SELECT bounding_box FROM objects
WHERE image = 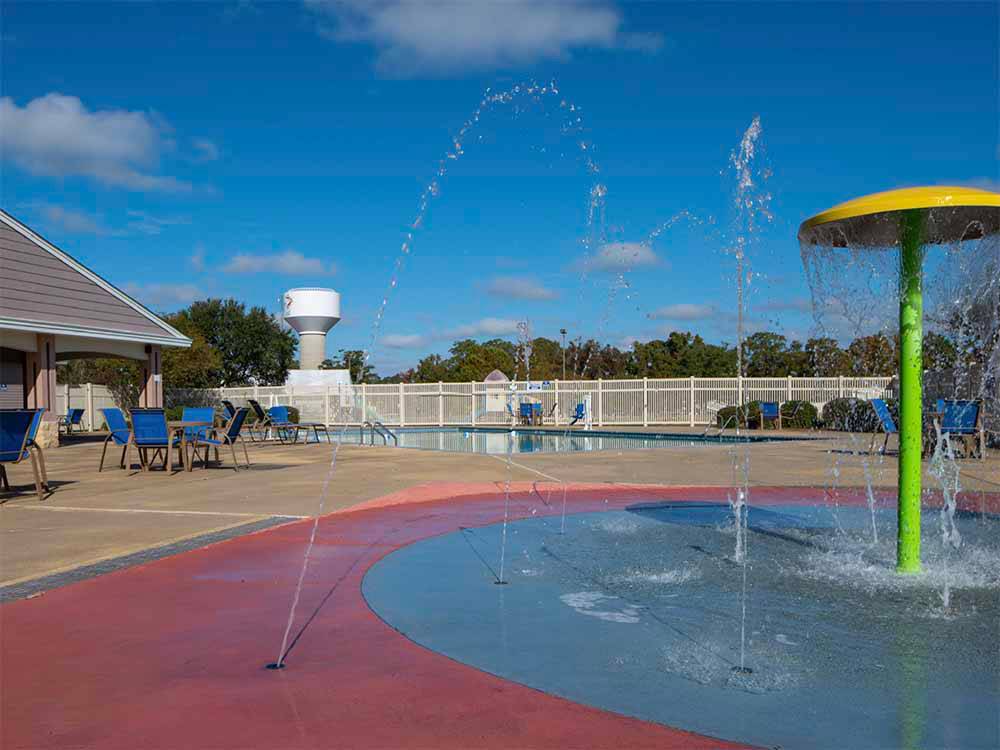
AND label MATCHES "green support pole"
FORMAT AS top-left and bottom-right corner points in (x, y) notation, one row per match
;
(897, 209), (924, 574)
